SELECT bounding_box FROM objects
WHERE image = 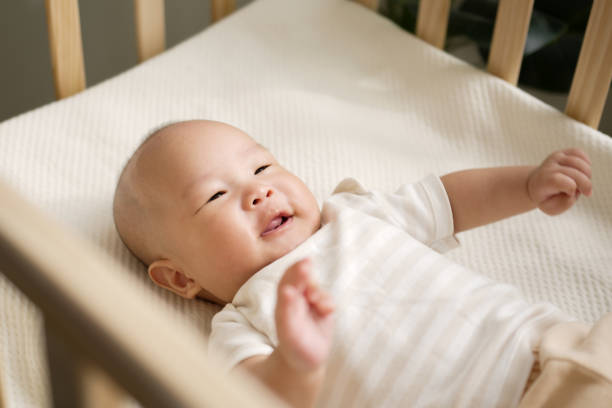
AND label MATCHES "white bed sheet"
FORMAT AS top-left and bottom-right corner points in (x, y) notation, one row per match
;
(1, 0), (611, 406)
